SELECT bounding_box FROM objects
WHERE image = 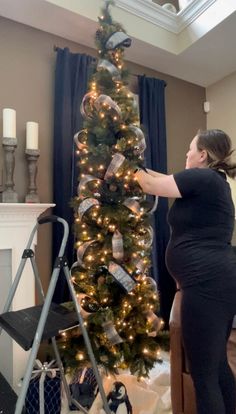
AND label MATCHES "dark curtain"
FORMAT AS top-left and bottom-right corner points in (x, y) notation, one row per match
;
(53, 48), (94, 302)
(138, 75), (176, 327)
